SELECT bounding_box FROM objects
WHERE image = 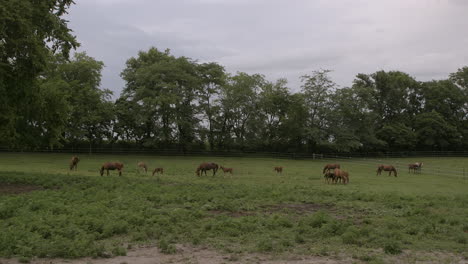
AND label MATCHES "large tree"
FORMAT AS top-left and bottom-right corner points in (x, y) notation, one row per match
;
(0, 0), (78, 147)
